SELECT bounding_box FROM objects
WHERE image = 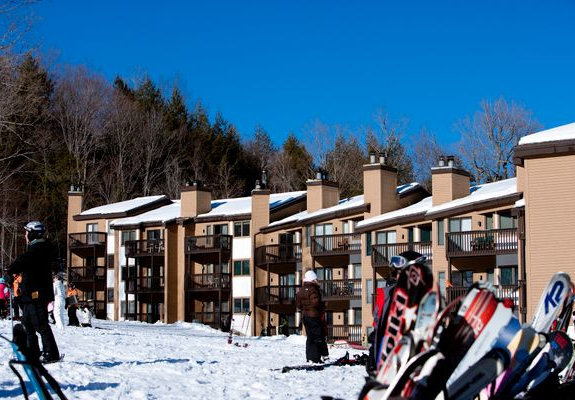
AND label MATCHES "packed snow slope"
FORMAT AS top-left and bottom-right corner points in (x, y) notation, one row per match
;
(0, 319), (366, 399)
